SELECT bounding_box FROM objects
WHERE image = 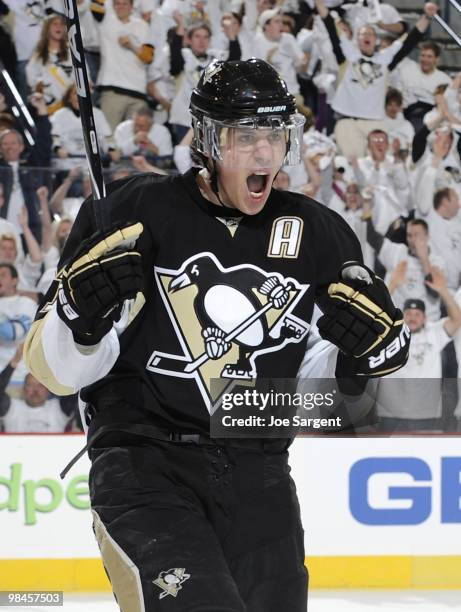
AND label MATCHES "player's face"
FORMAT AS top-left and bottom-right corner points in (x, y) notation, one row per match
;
(217, 126), (286, 215)
(0, 132), (24, 162)
(419, 49), (437, 73)
(0, 267), (17, 297)
(404, 308), (426, 333)
(189, 28), (210, 55)
(23, 375), (50, 407)
(358, 26), (377, 56)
